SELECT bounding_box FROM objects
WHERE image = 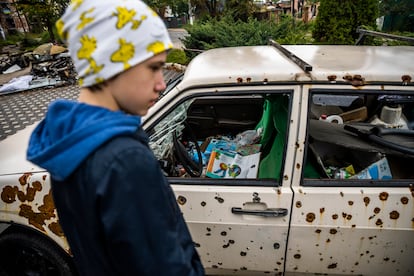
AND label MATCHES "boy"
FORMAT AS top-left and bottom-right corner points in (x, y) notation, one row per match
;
(27, 0), (204, 275)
